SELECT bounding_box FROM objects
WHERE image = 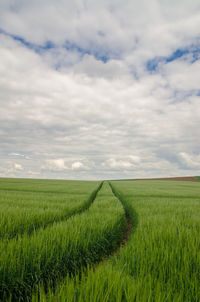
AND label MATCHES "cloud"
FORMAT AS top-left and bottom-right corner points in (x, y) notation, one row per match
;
(4, 162), (24, 175)
(0, 1), (200, 180)
(8, 152), (31, 159)
(71, 161), (88, 170)
(42, 159), (89, 172)
(9, 153), (23, 157)
(129, 155), (141, 164)
(44, 159), (68, 171)
(14, 163), (23, 170)
(179, 152), (200, 169)
(103, 158), (134, 170)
